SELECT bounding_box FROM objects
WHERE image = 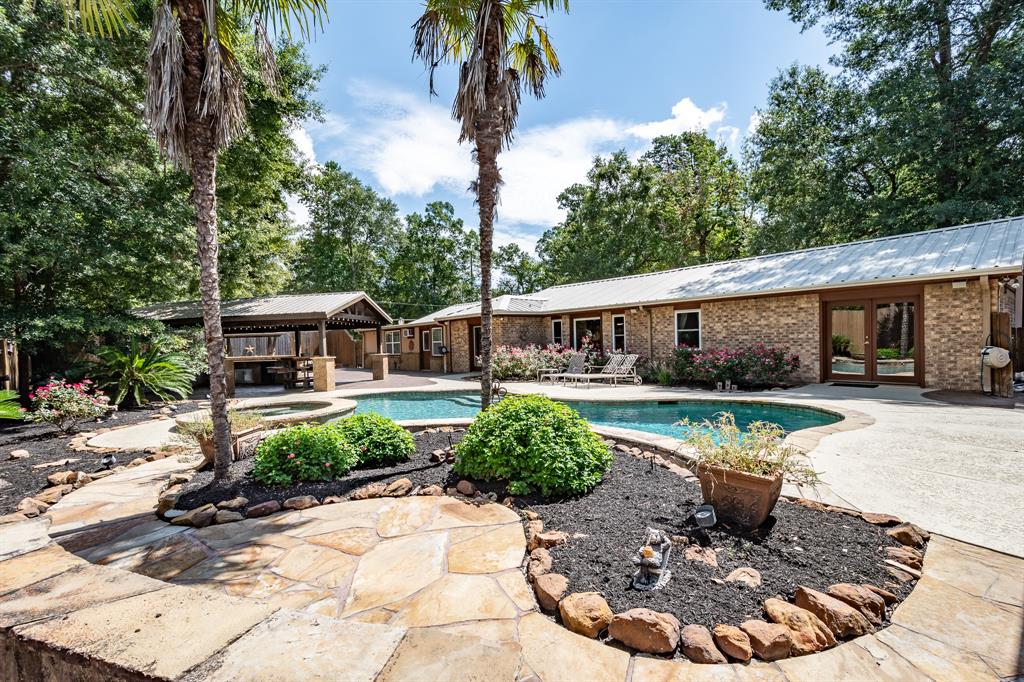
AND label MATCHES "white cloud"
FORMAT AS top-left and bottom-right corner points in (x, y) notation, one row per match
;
(306, 84), (750, 233)
(285, 124), (316, 226)
(747, 111), (762, 135)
